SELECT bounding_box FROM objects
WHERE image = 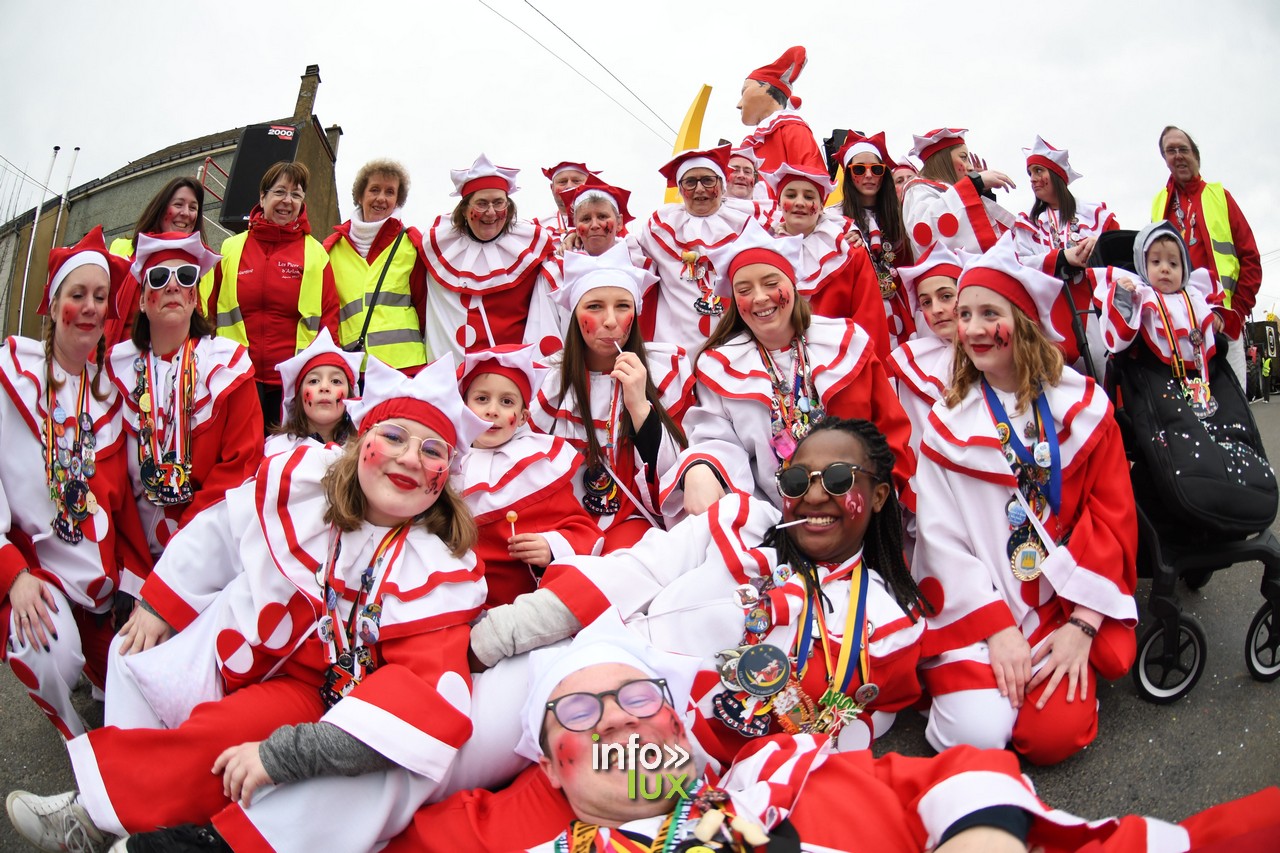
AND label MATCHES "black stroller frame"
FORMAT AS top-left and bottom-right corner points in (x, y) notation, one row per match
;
(1076, 232), (1280, 702)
